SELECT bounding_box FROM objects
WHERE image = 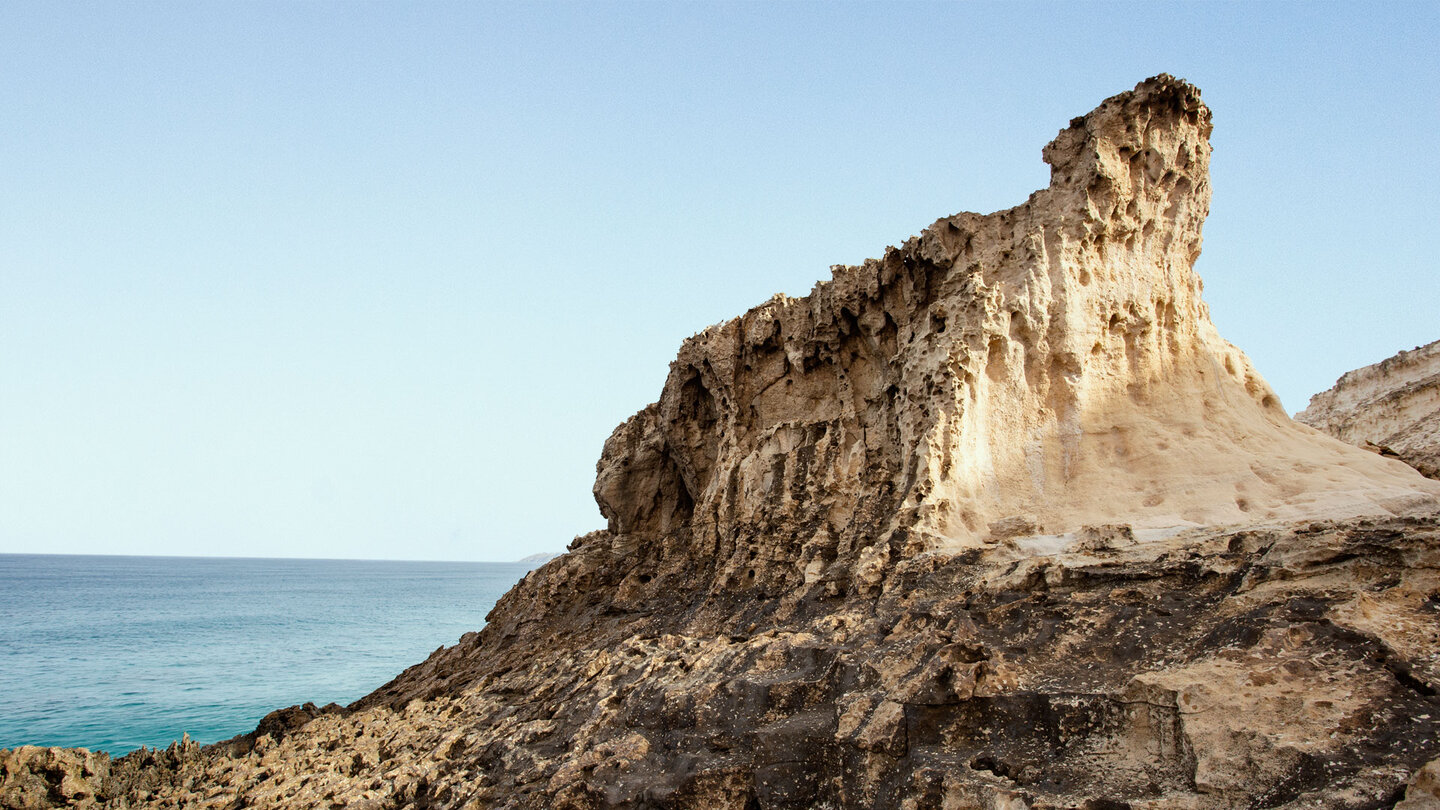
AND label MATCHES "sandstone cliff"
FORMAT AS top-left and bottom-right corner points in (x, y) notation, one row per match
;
(591, 74), (1430, 561)
(6, 76), (1440, 810)
(1297, 339), (1440, 481)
